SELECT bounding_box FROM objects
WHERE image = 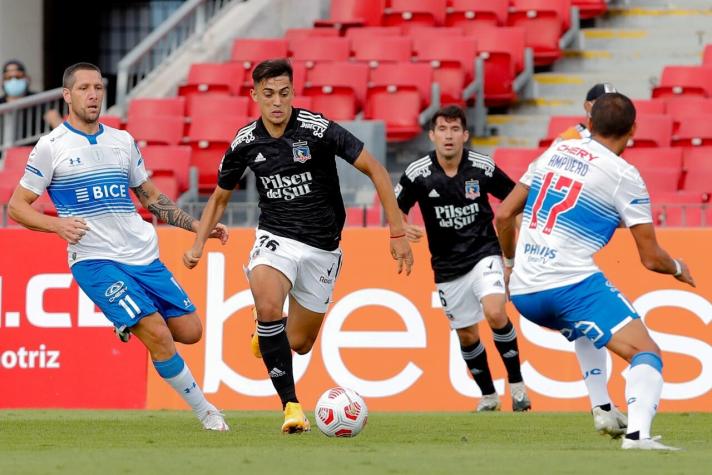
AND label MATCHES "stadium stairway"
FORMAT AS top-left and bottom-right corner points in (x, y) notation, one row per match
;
(478, 0), (712, 153)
